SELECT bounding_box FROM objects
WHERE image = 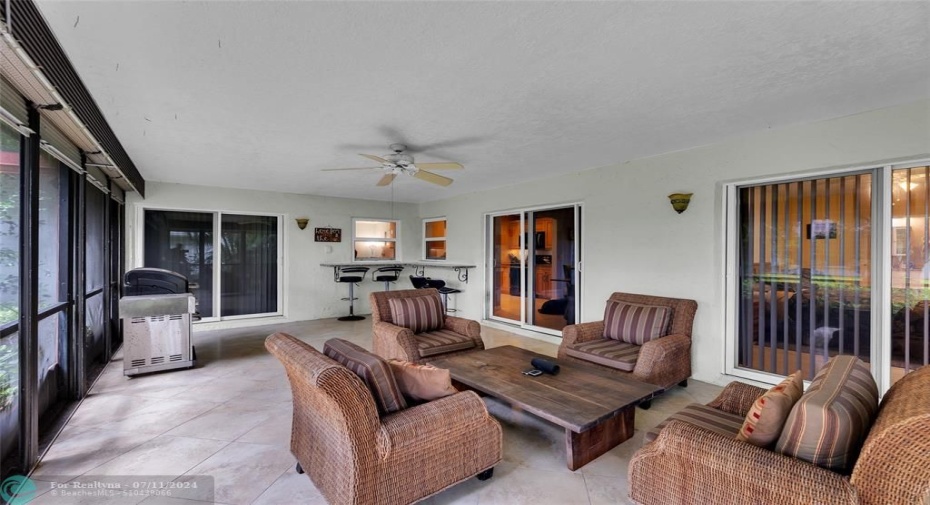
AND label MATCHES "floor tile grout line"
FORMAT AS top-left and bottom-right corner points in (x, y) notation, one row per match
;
(247, 464), (294, 505)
